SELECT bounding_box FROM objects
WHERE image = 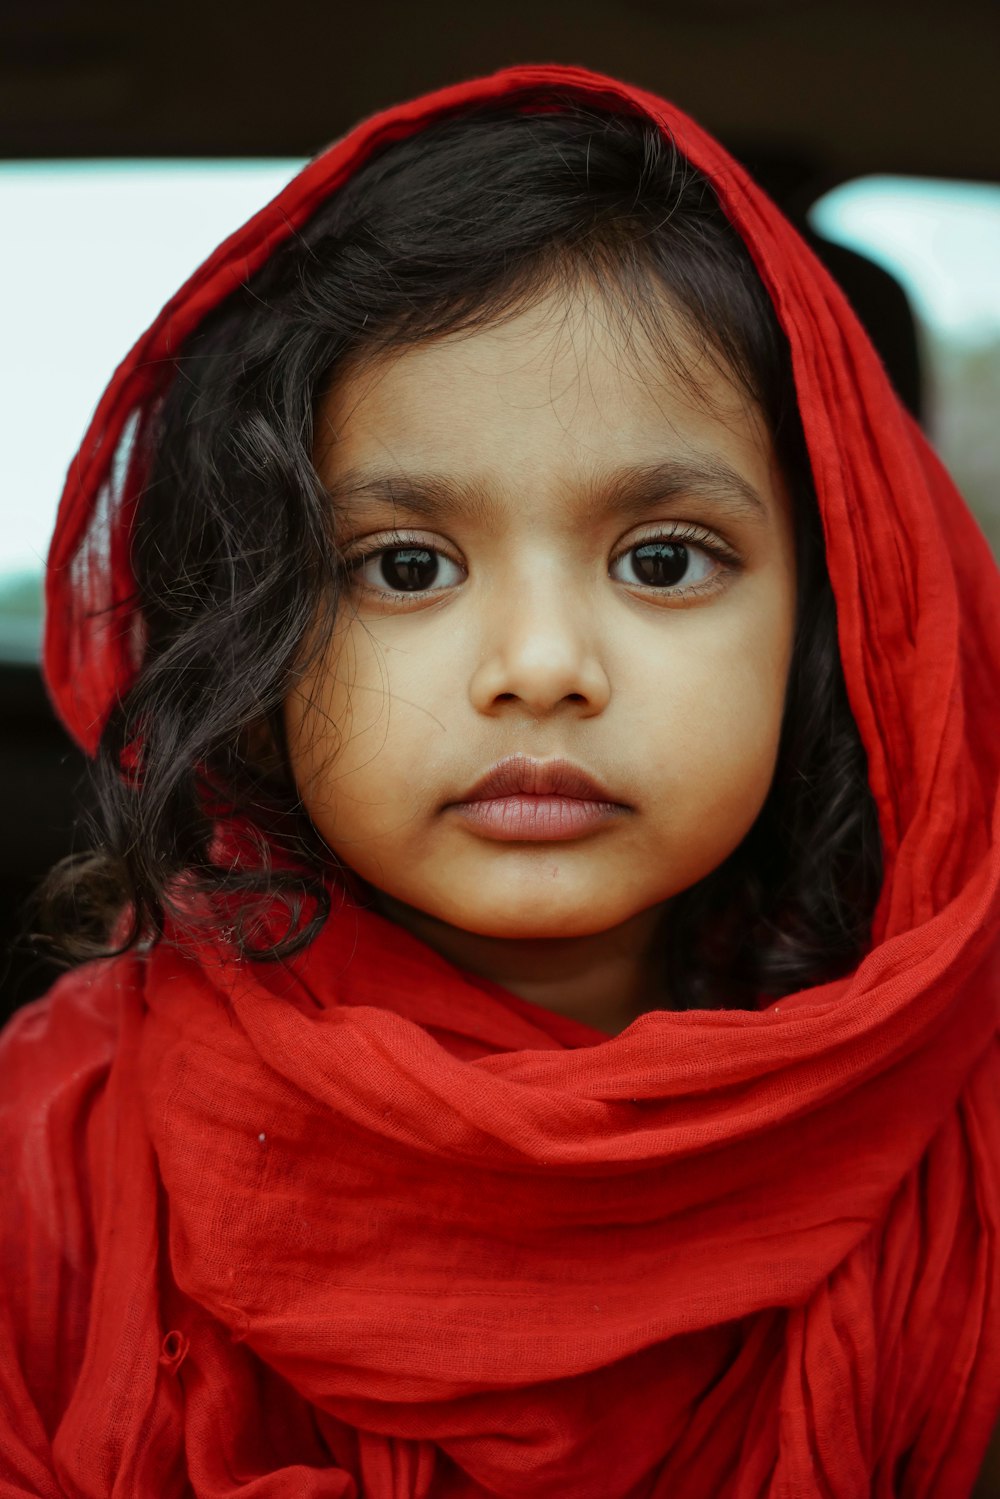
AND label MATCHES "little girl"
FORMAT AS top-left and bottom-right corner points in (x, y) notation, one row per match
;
(2, 62), (998, 1499)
